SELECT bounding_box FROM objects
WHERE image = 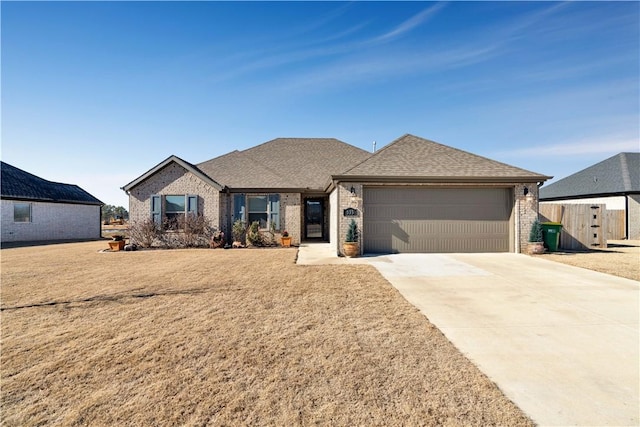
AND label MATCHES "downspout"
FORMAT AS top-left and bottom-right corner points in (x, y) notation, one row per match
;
(337, 182), (341, 256)
(625, 194), (629, 239)
(515, 196), (520, 254)
(225, 187), (231, 244)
